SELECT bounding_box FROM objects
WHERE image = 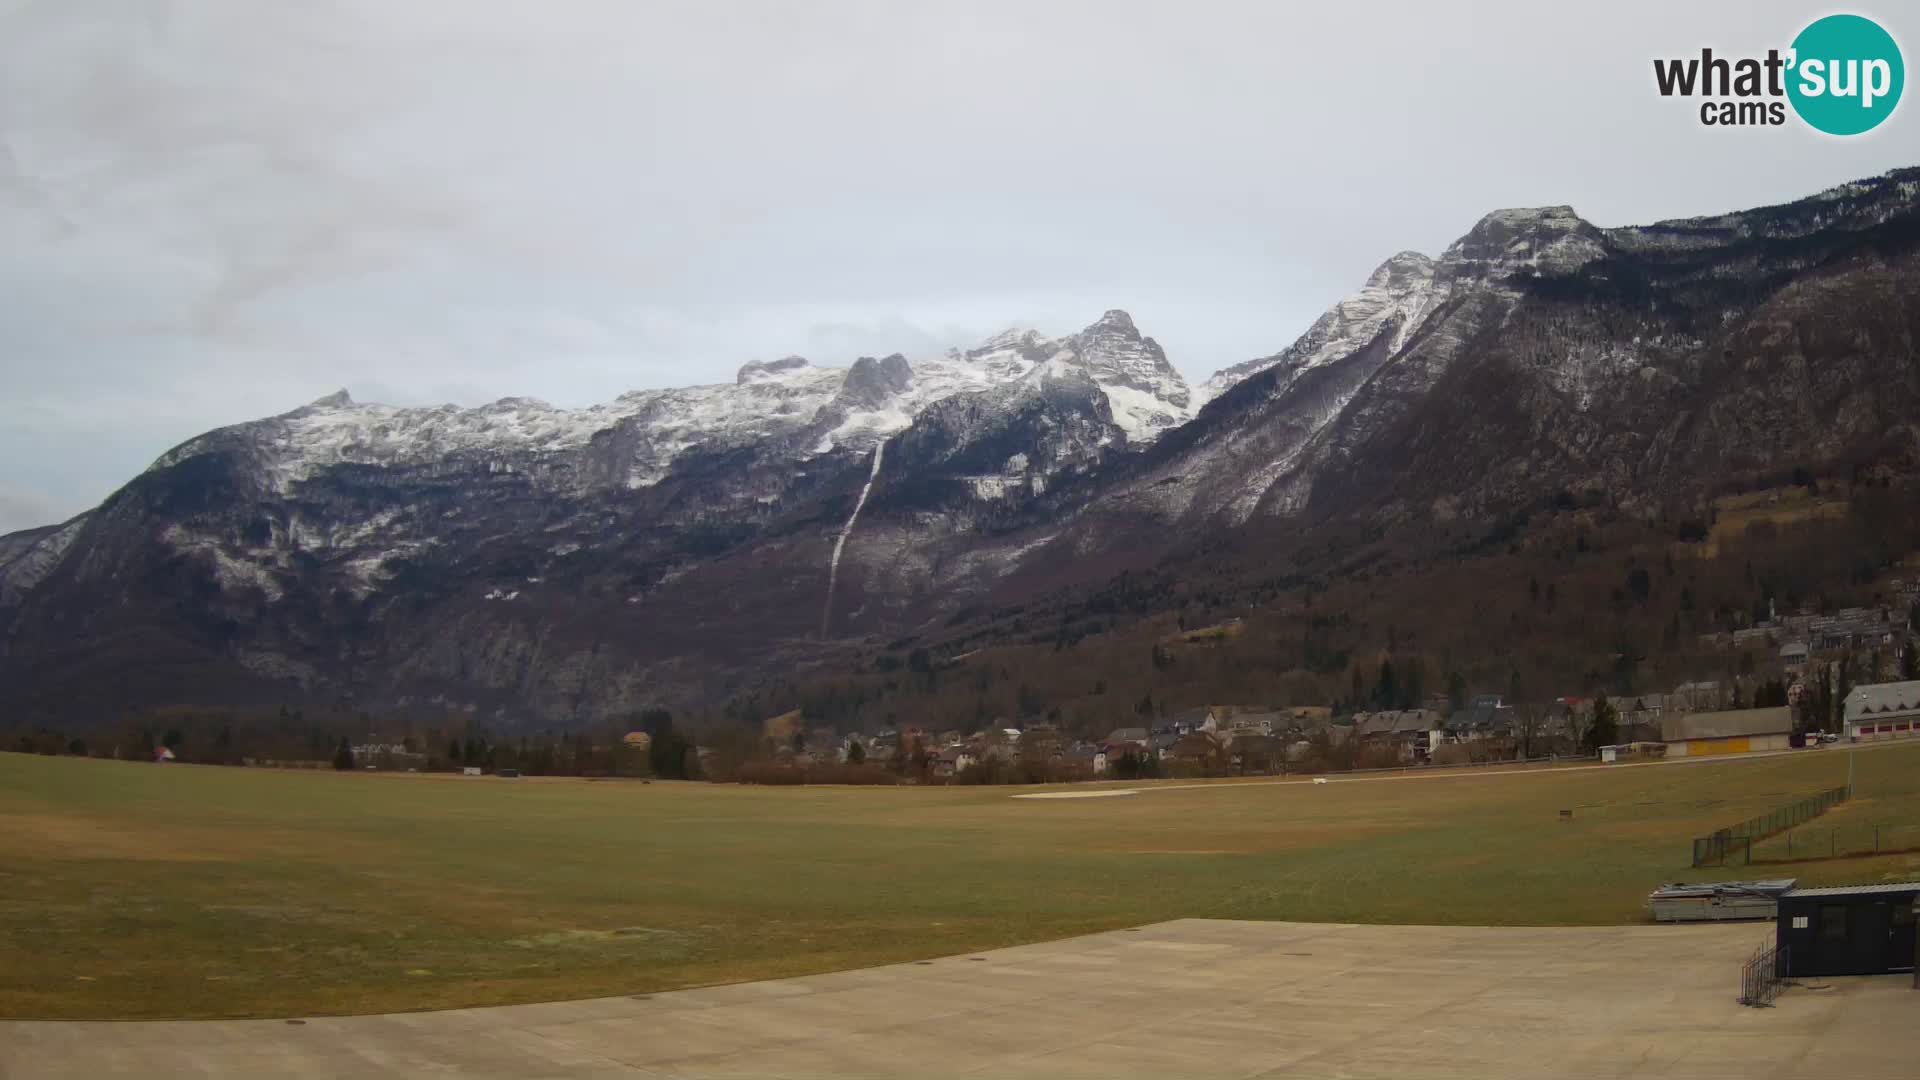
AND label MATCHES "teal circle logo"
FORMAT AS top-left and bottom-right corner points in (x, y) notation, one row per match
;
(1787, 14), (1904, 135)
